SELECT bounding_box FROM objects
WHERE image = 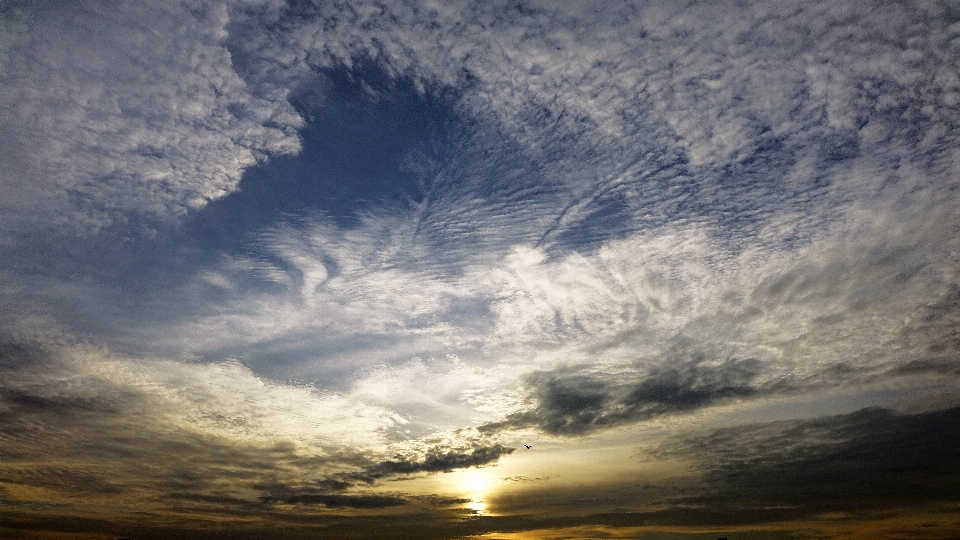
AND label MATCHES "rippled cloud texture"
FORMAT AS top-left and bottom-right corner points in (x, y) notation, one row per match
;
(2, 0), (960, 538)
